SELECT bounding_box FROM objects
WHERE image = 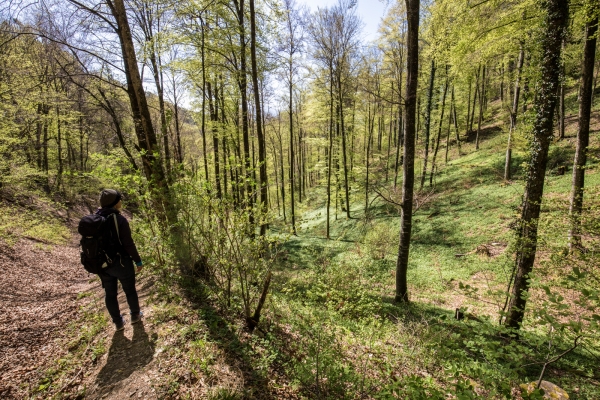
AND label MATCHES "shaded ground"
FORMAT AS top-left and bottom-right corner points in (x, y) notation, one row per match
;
(0, 238), (97, 398)
(83, 284), (158, 400)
